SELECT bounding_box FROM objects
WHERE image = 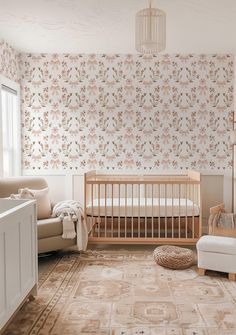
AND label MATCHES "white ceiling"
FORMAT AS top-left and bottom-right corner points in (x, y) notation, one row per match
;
(0, 0), (235, 54)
